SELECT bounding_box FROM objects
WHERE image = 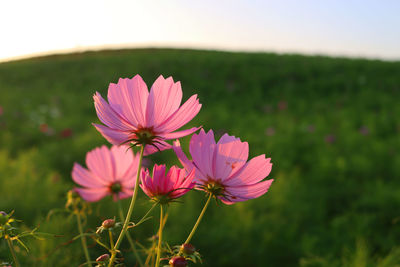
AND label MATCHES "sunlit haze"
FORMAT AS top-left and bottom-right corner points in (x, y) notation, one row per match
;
(1, 0), (400, 62)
